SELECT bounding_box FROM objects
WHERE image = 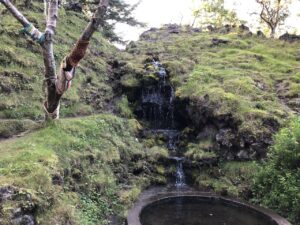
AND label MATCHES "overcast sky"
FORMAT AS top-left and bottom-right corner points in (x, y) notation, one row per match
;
(115, 0), (300, 42)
